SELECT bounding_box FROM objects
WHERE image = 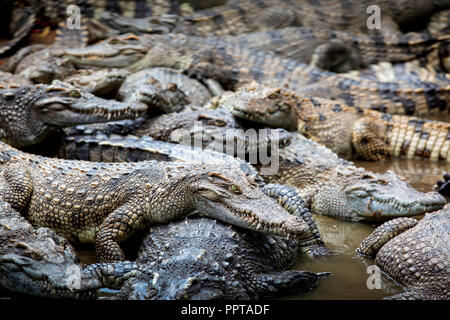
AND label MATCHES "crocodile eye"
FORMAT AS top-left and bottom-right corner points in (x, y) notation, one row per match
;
(167, 83), (177, 92)
(229, 185), (241, 193)
(70, 90), (81, 98)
